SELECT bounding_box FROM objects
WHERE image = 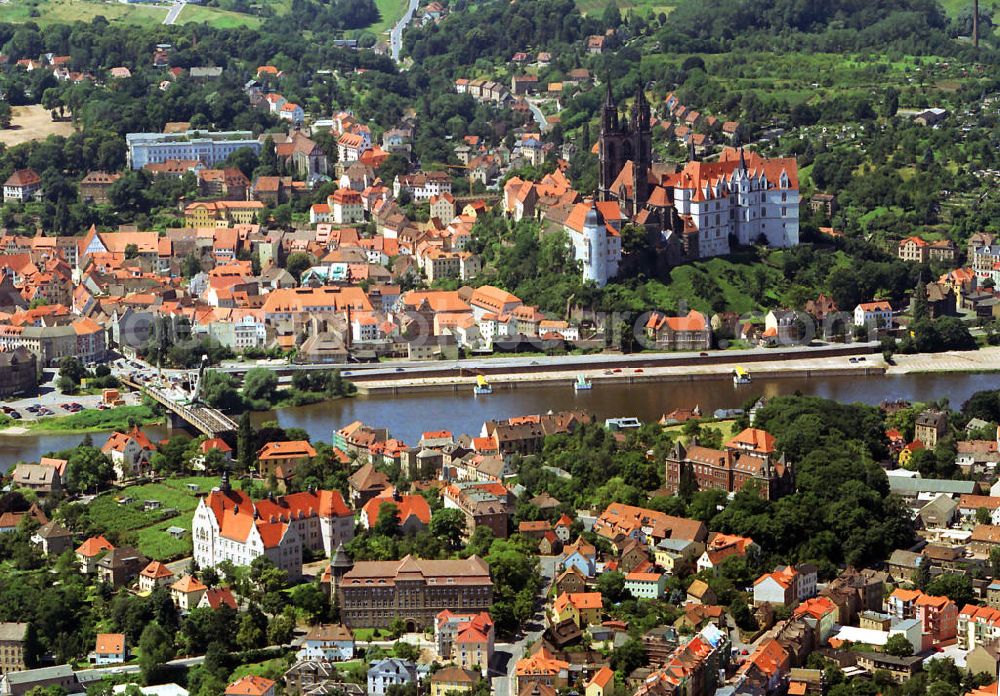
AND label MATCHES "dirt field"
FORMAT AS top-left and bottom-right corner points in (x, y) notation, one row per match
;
(0, 105), (75, 147)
